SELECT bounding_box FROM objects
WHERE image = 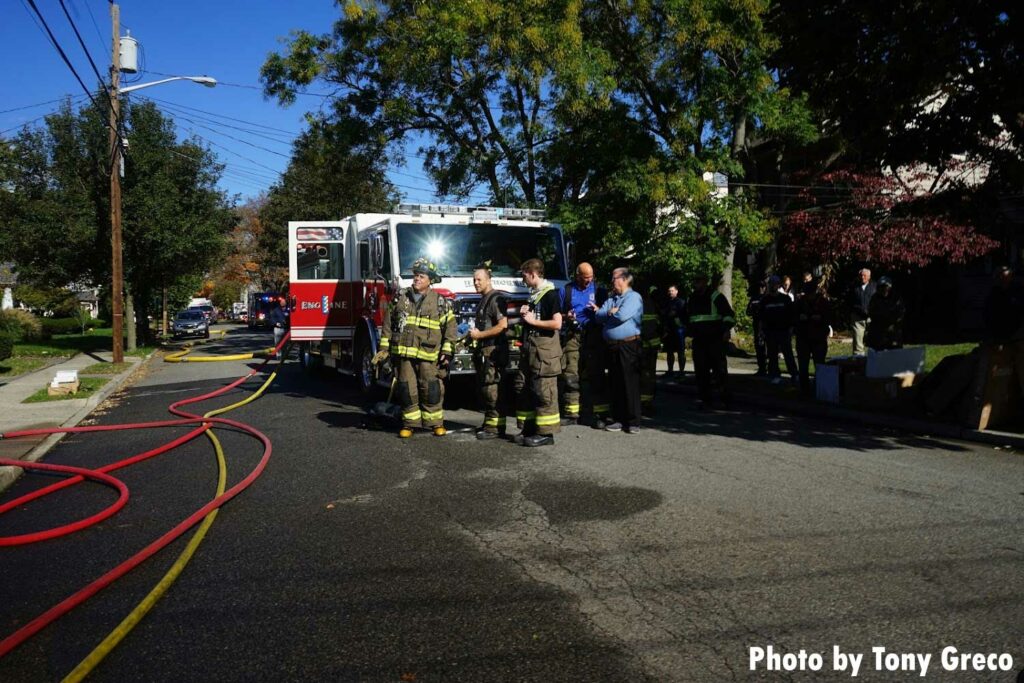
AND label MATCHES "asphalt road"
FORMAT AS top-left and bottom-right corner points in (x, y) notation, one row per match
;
(1, 326), (1022, 682)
